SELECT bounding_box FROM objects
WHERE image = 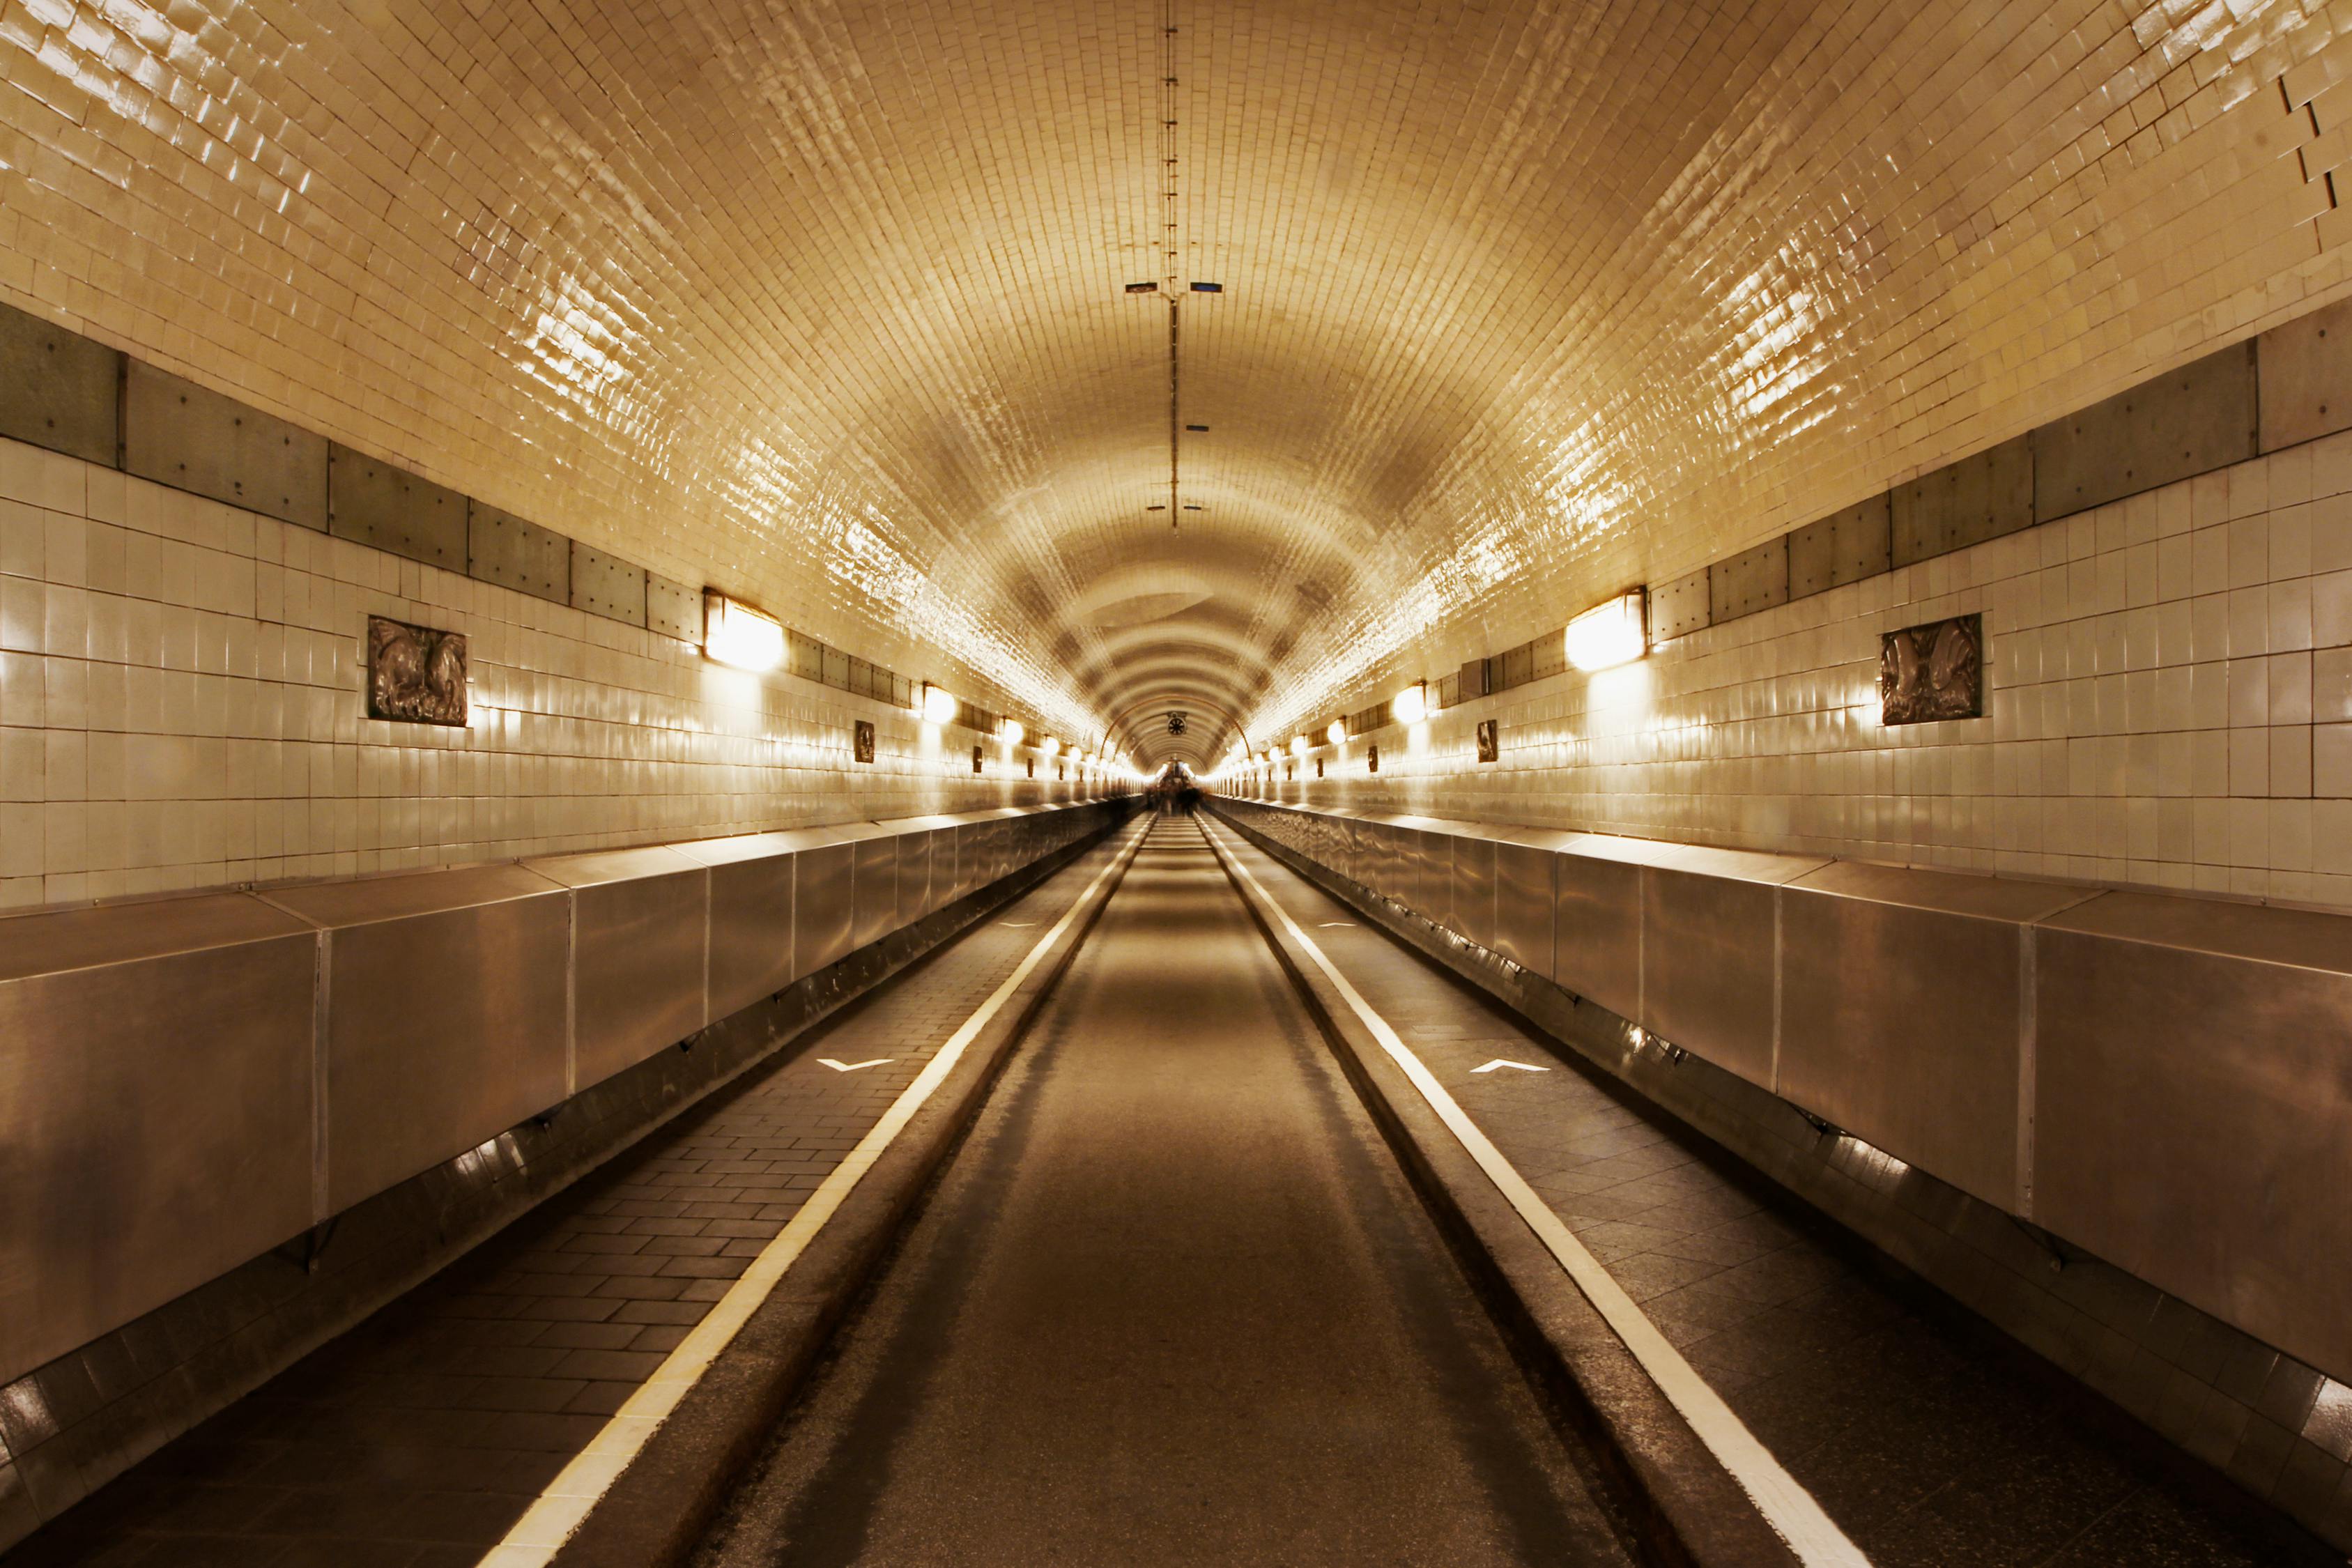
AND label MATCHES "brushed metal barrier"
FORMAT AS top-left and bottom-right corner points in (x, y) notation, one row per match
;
(0, 801), (1125, 1392)
(1210, 795), (2352, 1386)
